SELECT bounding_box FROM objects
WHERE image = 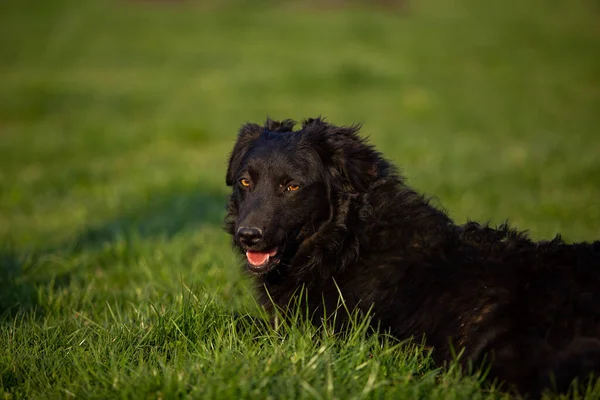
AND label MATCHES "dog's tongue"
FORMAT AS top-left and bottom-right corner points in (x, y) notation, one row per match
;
(246, 249), (276, 266)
